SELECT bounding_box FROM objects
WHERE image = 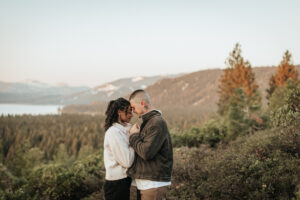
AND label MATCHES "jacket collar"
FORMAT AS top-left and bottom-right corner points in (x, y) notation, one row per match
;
(141, 110), (161, 122)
